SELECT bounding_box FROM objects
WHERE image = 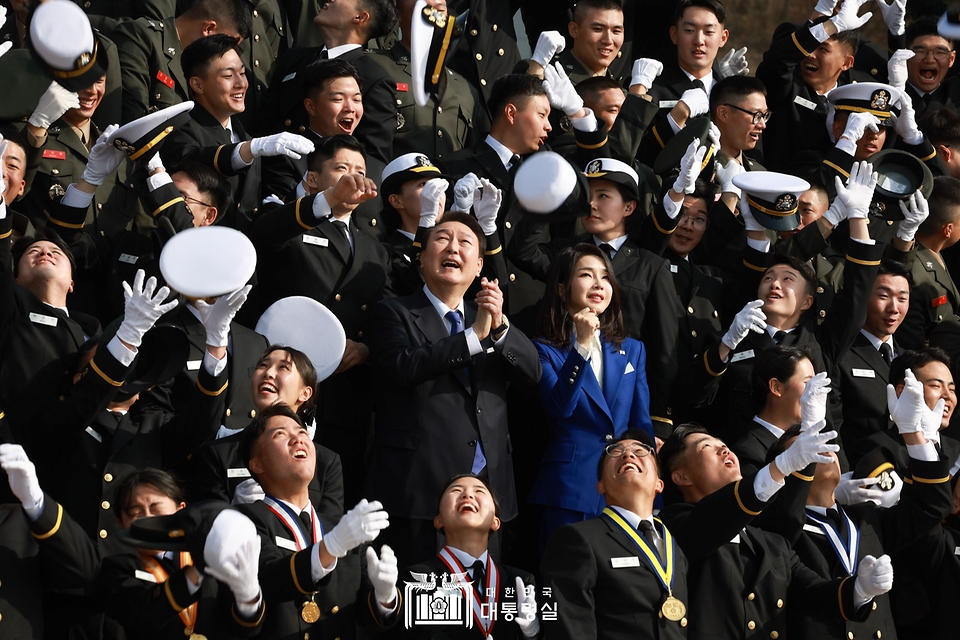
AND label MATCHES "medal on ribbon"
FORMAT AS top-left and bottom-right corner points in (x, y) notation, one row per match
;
(804, 506), (860, 576)
(438, 546), (499, 638)
(264, 495), (325, 623)
(138, 552), (202, 634)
